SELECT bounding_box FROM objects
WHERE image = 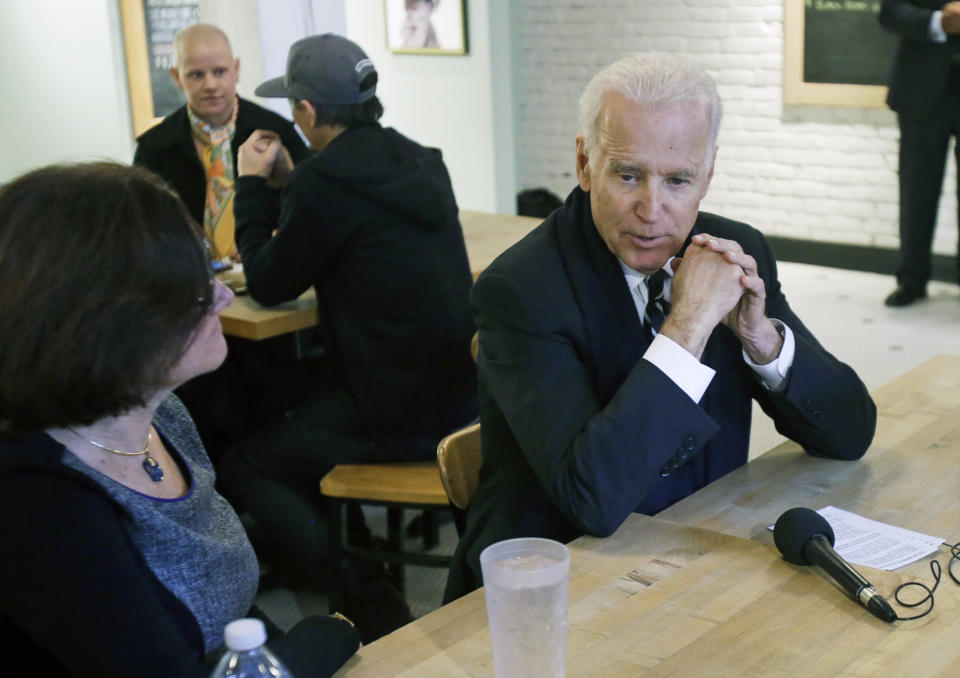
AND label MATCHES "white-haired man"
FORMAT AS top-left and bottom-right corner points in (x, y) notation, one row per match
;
(445, 53), (878, 601)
